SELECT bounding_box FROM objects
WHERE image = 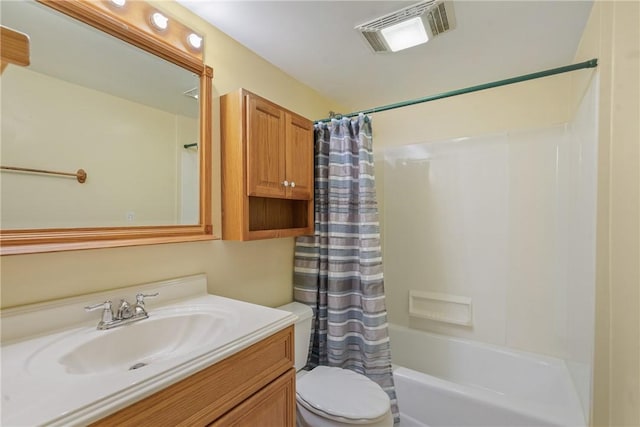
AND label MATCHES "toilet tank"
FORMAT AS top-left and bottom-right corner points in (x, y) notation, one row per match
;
(276, 302), (313, 371)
